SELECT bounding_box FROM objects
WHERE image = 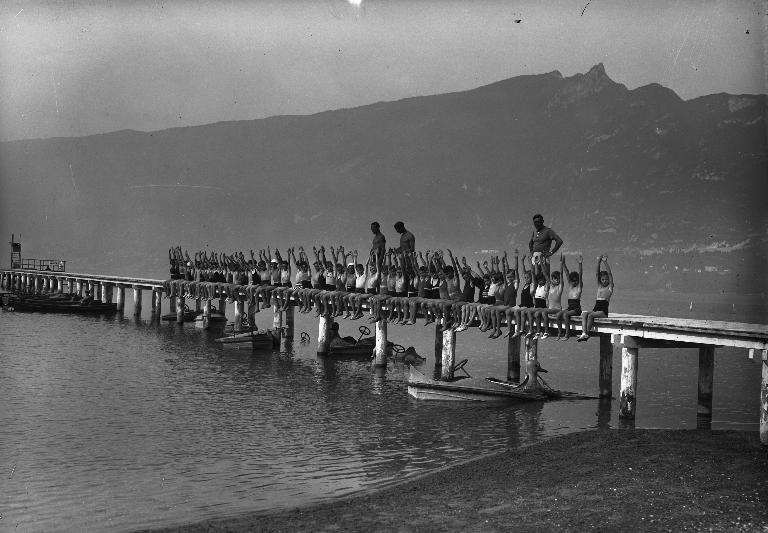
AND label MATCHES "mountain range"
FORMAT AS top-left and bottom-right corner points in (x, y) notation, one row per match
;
(0, 64), (765, 294)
